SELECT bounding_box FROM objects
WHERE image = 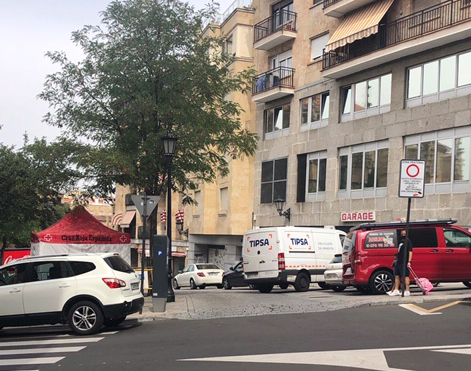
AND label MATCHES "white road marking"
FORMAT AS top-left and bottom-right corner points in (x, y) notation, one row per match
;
(432, 348), (471, 355)
(399, 304), (441, 315)
(0, 337), (103, 347)
(0, 346), (86, 355)
(180, 344), (471, 371)
(0, 357), (64, 366)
